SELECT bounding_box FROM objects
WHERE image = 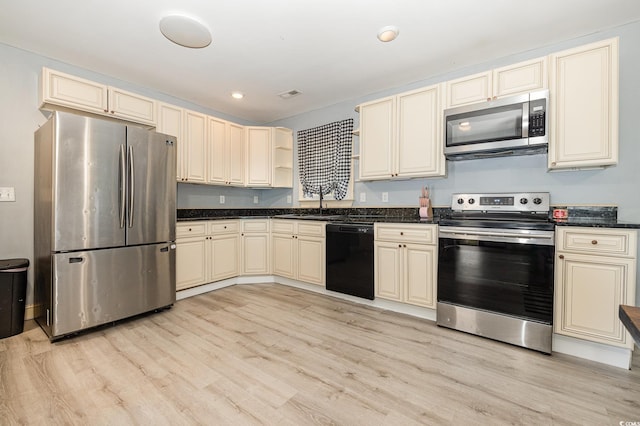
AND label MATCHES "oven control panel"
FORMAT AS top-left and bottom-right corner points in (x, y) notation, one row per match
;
(451, 192), (550, 213)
